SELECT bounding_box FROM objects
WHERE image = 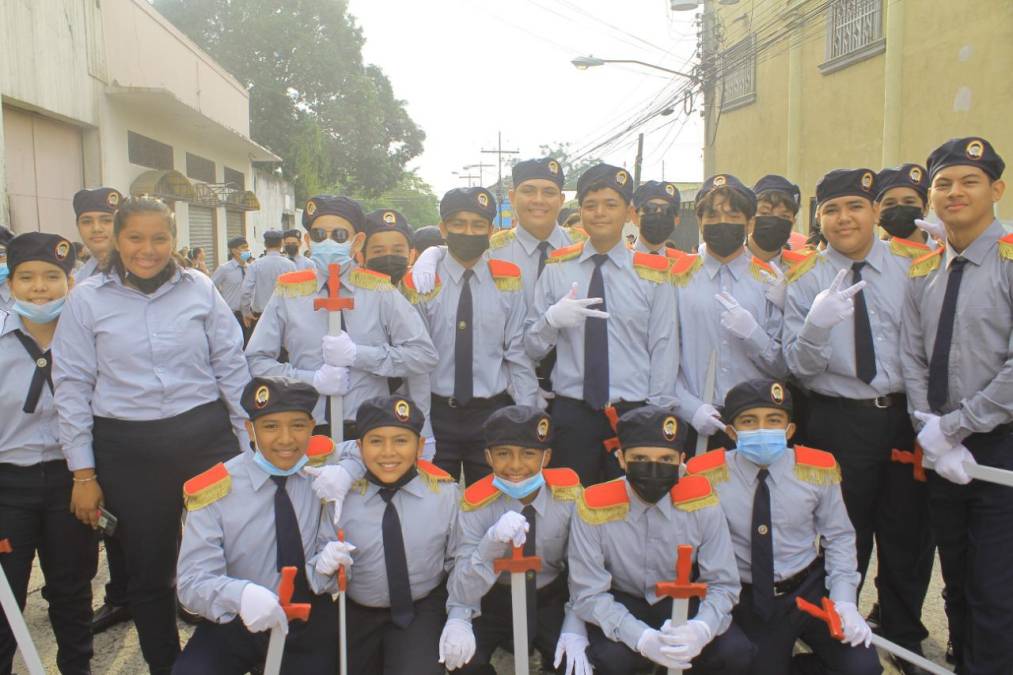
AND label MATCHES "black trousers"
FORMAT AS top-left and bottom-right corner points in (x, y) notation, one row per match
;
(550, 397), (643, 486)
(0, 460), (98, 675)
(93, 400), (239, 673)
(346, 586), (446, 675)
(431, 394), (512, 486)
(586, 589), (755, 675)
(928, 430), (1013, 675)
(232, 311), (252, 347)
(735, 567), (882, 675)
(805, 395), (932, 650)
(102, 534), (129, 607)
(457, 574), (569, 675)
(171, 593), (337, 675)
